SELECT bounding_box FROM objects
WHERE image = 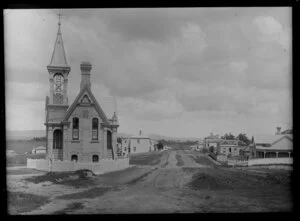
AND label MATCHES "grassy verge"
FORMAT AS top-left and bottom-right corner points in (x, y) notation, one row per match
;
(191, 155), (221, 168)
(175, 153), (184, 166)
(24, 169), (96, 188)
(8, 191), (50, 214)
(7, 168), (45, 176)
(53, 202), (84, 214)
